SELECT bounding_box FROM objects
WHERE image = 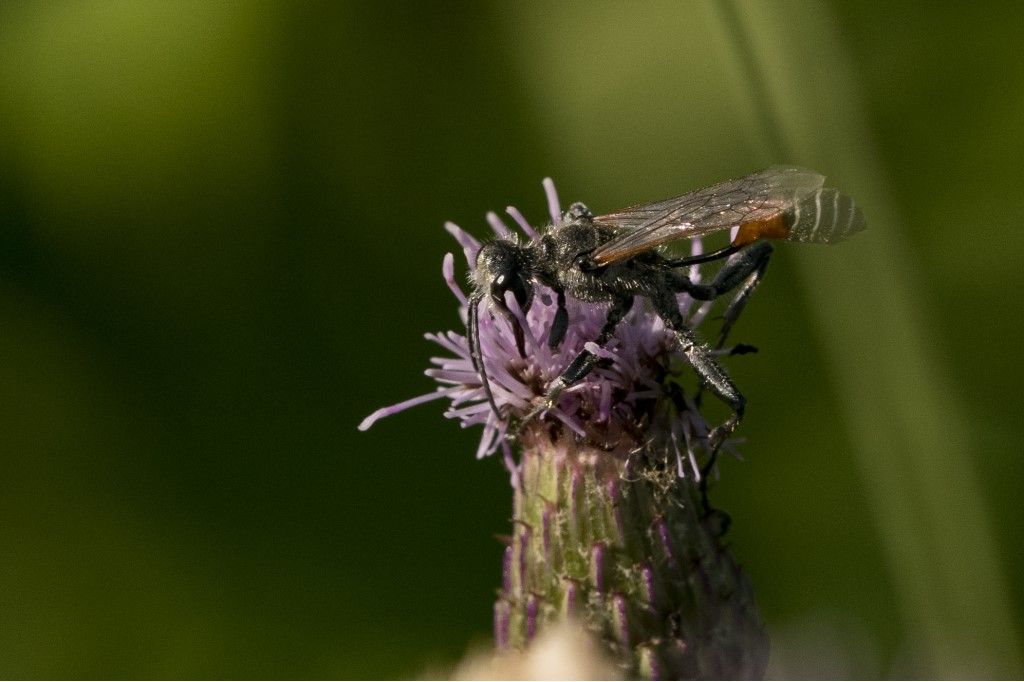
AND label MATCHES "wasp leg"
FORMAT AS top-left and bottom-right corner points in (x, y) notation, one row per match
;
(672, 241), (772, 427)
(520, 295), (633, 427)
(651, 291), (745, 506)
(671, 241), (773, 349)
(712, 242), (772, 349)
(548, 288), (569, 348)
